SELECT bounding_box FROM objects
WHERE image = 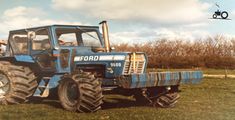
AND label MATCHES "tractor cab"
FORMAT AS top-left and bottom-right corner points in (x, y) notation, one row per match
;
(5, 24), (110, 74)
(5, 21), (148, 80)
